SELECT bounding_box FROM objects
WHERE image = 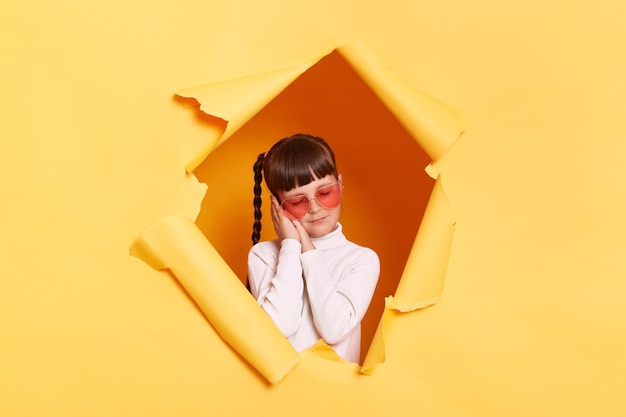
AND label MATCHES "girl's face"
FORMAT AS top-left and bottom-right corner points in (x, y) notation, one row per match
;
(277, 174), (342, 238)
